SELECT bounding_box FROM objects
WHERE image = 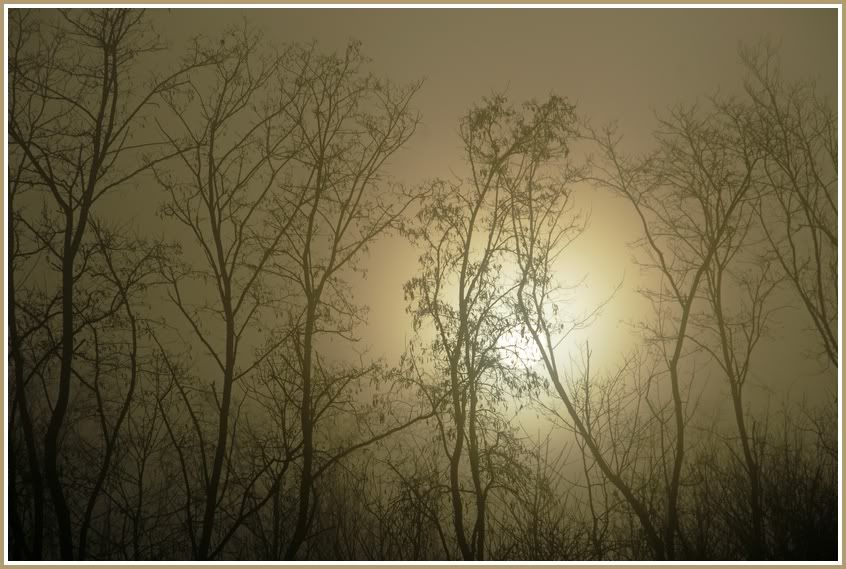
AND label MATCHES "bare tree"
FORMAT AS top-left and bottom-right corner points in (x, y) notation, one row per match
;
(740, 45), (837, 367)
(762, 401), (837, 560)
(152, 26), (305, 560)
(264, 41), (427, 559)
(8, 12), (835, 562)
(679, 99), (781, 559)
(8, 13), (49, 558)
(500, 101), (668, 562)
(515, 105), (758, 559)
(73, 223), (172, 559)
(7, 9), (211, 558)
(492, 433), (589, 560)
(405, 95), (576, 560)
(153, 33), (427, 559)
(101, 348), (187, 559)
